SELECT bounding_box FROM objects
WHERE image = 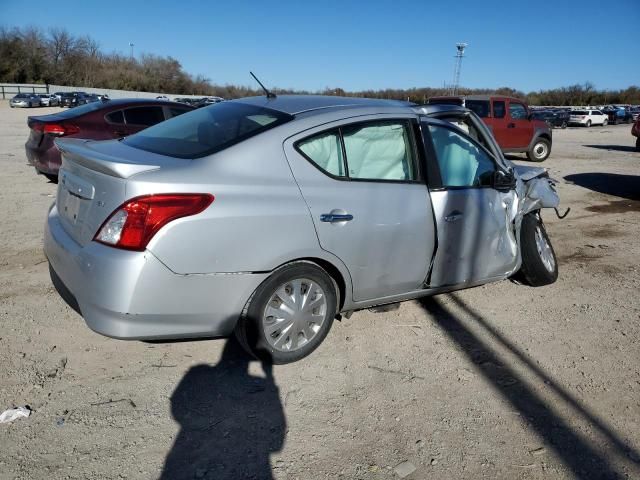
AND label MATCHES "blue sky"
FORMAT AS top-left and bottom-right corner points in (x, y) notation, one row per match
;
(2, 0), (638, 92)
